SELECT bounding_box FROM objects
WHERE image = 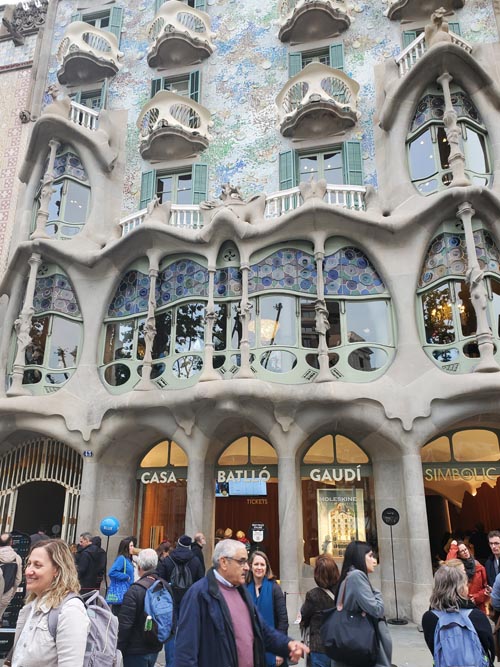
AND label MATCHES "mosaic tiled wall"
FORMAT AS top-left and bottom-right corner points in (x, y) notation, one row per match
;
(44, 0), (499, 216)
